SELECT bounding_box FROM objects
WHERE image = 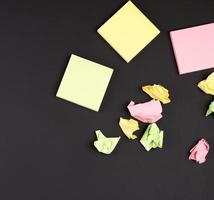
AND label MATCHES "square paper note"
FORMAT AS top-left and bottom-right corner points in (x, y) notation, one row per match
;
(56, 55), (113, 112)
(97, 1), (160, 63)
(170, 23), (214, 74)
